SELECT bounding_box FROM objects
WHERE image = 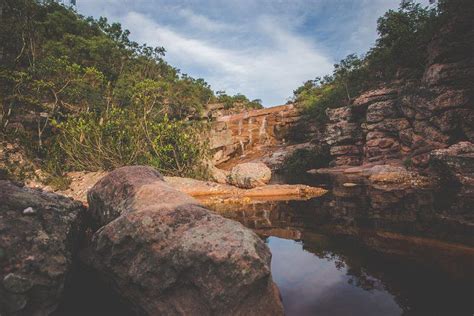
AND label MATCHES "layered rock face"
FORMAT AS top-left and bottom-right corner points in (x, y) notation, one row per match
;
(430, 141), (474, 217)
(210, 104), (301, 165)
(323, 8), (473, 168)
(0, 181), (85, 315)
(83, 166), (283, 315)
